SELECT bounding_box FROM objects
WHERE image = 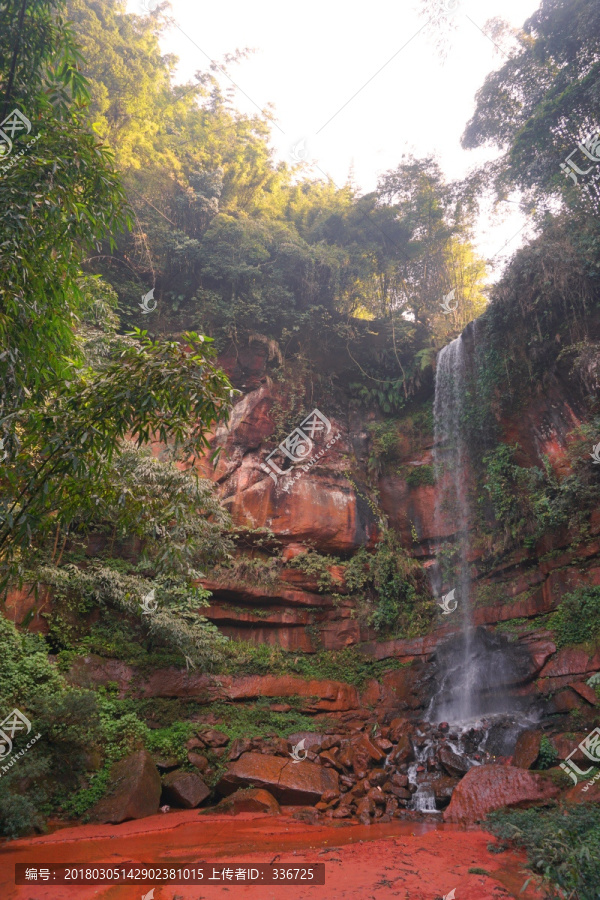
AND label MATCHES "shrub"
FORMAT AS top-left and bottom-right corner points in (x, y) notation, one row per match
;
(358, 531), (434, 635)
(537, 735), (558, 770)
(486, 805), (600, 900)
(288, 550), (340, 592)
(0, 615), (100, 836)
(549, 586), (600, 648)
(402, 465), (435, 488)
(215, 642), (410, 687)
